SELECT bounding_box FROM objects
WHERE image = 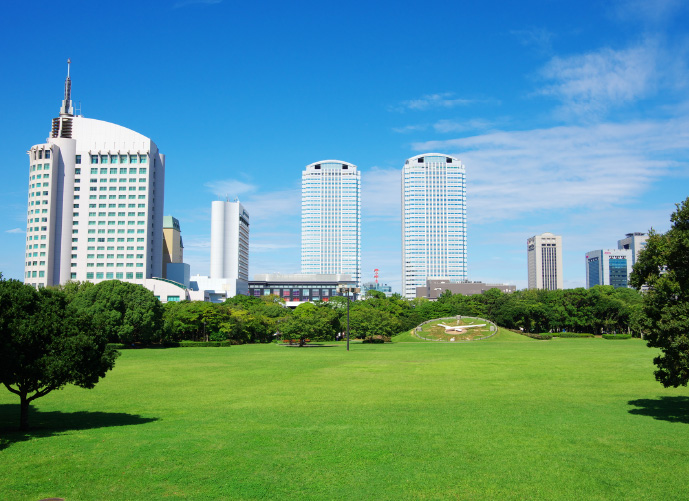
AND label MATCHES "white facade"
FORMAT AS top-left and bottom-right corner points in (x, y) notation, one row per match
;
(617, 232), (648, 267)
(401, 153), (467, 299)
(527, 232), (563, 290)
(586, 249), (633, 289)
(301, 160), (361, 286)
(210, 200), (249, 282)
(24, 68), (164, 287)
